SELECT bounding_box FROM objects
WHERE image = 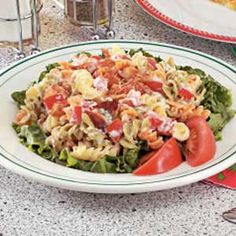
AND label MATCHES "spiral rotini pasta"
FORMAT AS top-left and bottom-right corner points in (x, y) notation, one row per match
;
(71, 142), (119, 162)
